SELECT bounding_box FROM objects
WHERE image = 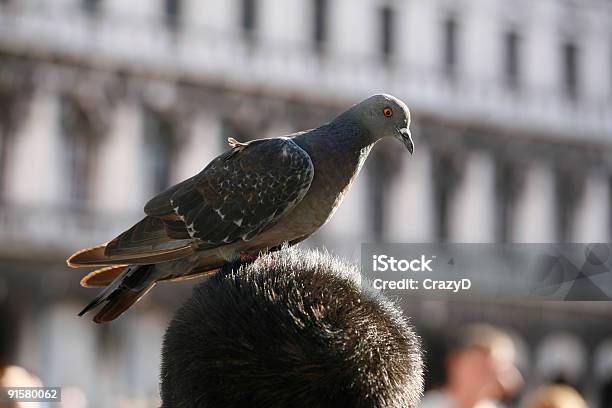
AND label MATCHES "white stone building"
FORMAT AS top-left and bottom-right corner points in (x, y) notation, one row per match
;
(0, 0), (611, 406)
